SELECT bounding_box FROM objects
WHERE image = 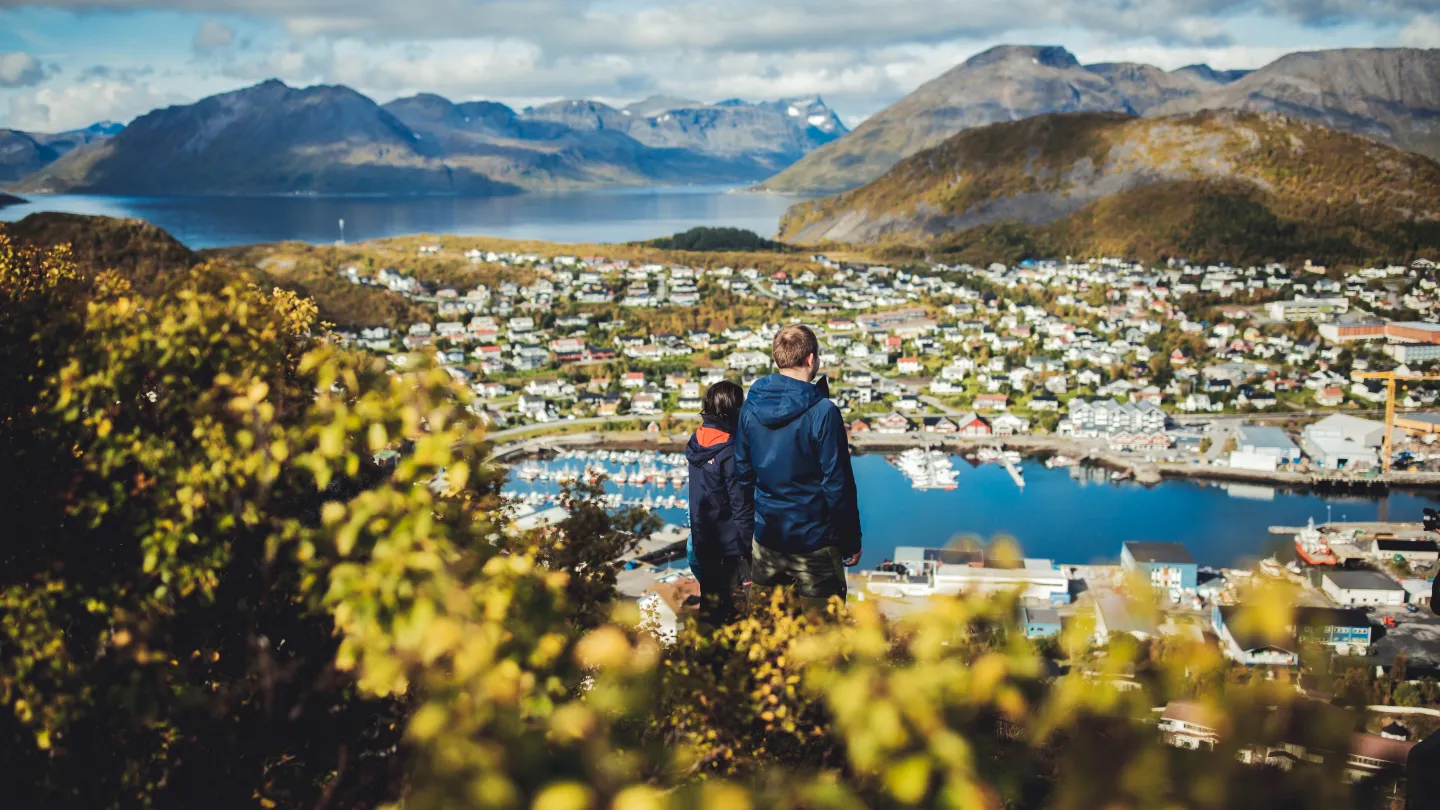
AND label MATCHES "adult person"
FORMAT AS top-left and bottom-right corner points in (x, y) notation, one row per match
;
(685, 381), (753, 623)
(735, 324), (862, 612)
